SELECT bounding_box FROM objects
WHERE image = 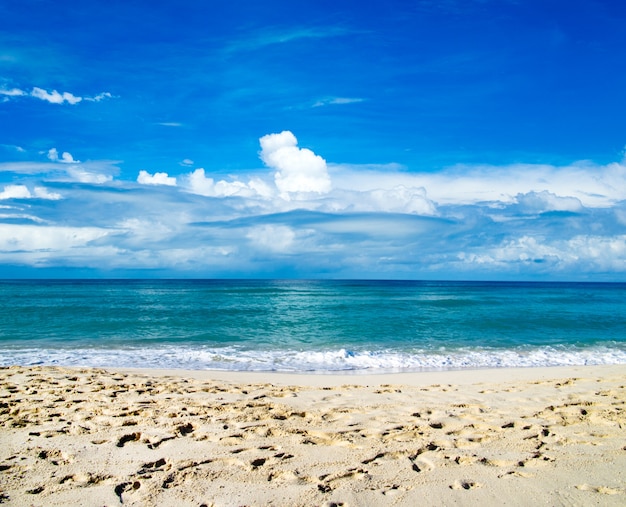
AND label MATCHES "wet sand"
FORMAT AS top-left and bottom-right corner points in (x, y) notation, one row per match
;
(1, 365), (625, 506)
